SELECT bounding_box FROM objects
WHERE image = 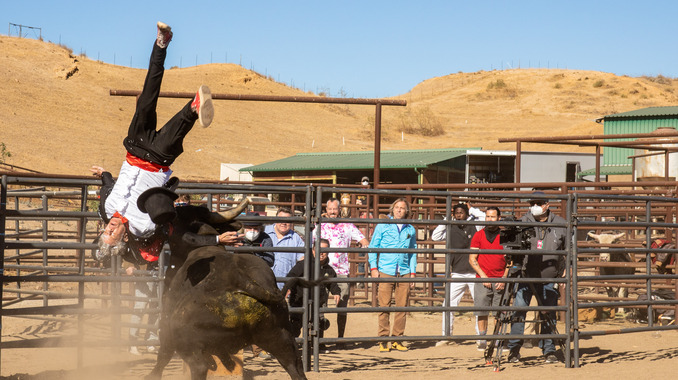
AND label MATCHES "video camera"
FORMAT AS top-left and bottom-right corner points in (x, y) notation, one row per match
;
(499, 216), (535, 250)
(499, 216), (535, 278)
